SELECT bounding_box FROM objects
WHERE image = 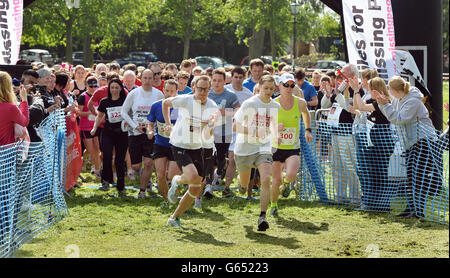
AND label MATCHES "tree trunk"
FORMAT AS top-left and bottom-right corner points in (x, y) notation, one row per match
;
(83, 34), (92, 67)
(65, 16), (74, 64)
(183, 35), (191, 60)
(269, 23), (276, 59)
(248, 27), (265, 60)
